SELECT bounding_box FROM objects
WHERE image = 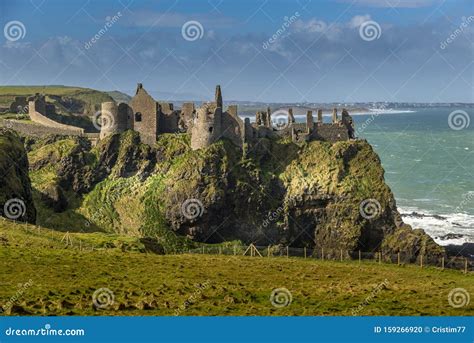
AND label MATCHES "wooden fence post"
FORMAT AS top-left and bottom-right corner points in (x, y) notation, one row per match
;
(420, 255), (423, 268)
(267, 245), (271, 258)
(322, 248), (324, 261)
(304, 247), (307, 259)
(233, 245), (236, 256)
(286, 246), (289, 258)
(378, 252), (381, 264)
(202, 246), (205, 254)
(441, 257), (444, 270)
(397, 252), (400, 266)
(465, 258), (468, 274)
(340, 249), (343, 262)
(358, 250), (361, 264)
